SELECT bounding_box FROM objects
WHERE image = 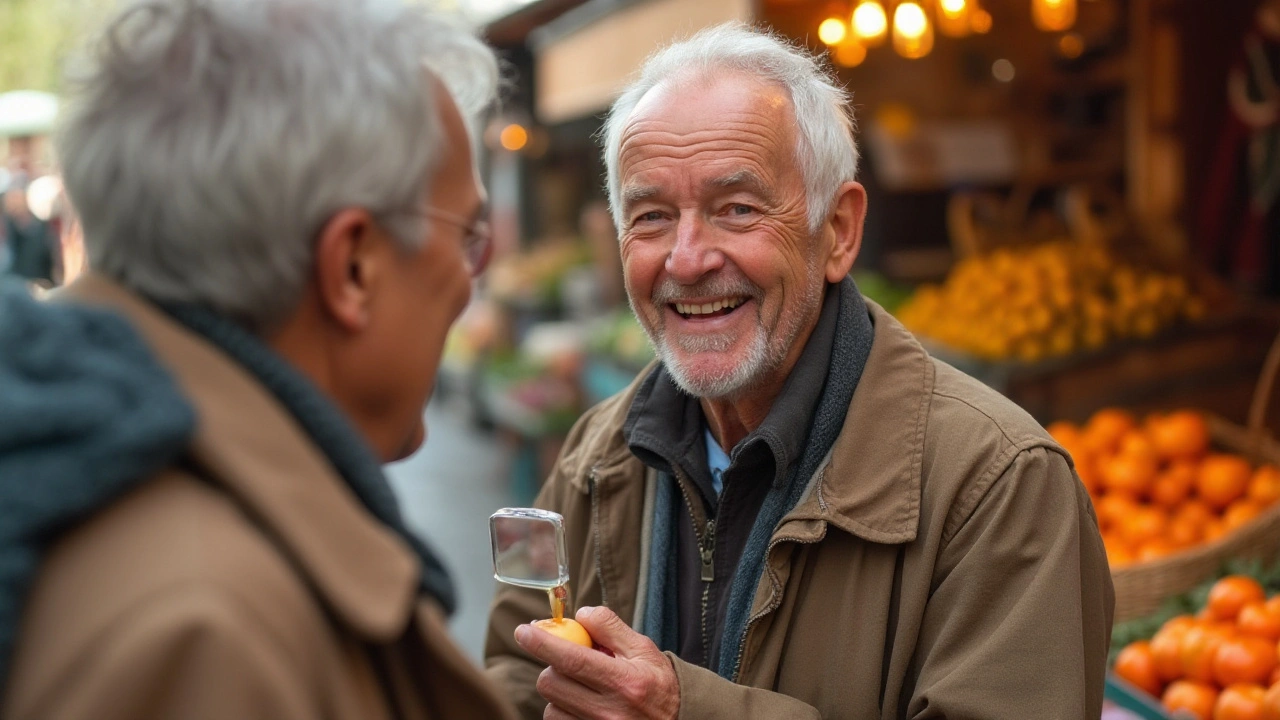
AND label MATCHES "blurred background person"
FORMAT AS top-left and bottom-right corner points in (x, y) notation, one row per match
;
(1, 178), (55, 286)
(0, 0), (516, 718)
